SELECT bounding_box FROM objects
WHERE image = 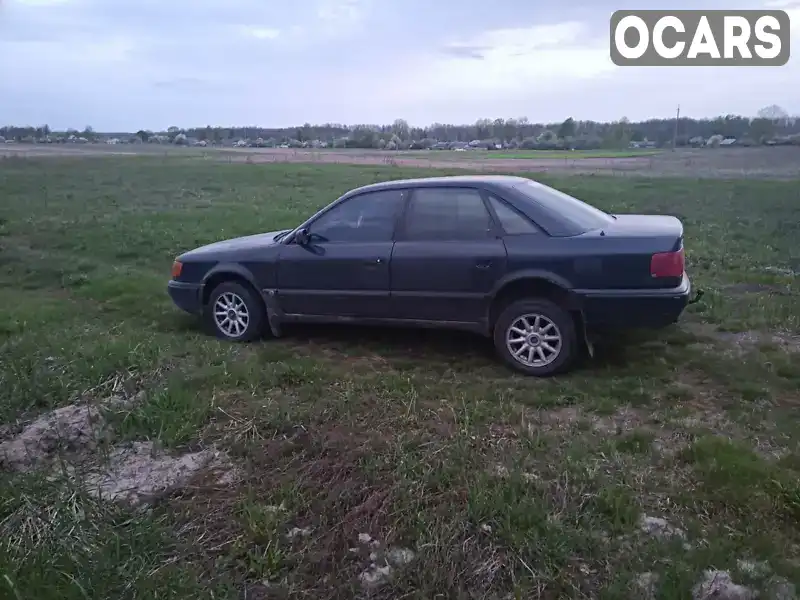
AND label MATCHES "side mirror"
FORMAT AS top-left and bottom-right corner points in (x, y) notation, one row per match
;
(295, 227), (310, 245)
